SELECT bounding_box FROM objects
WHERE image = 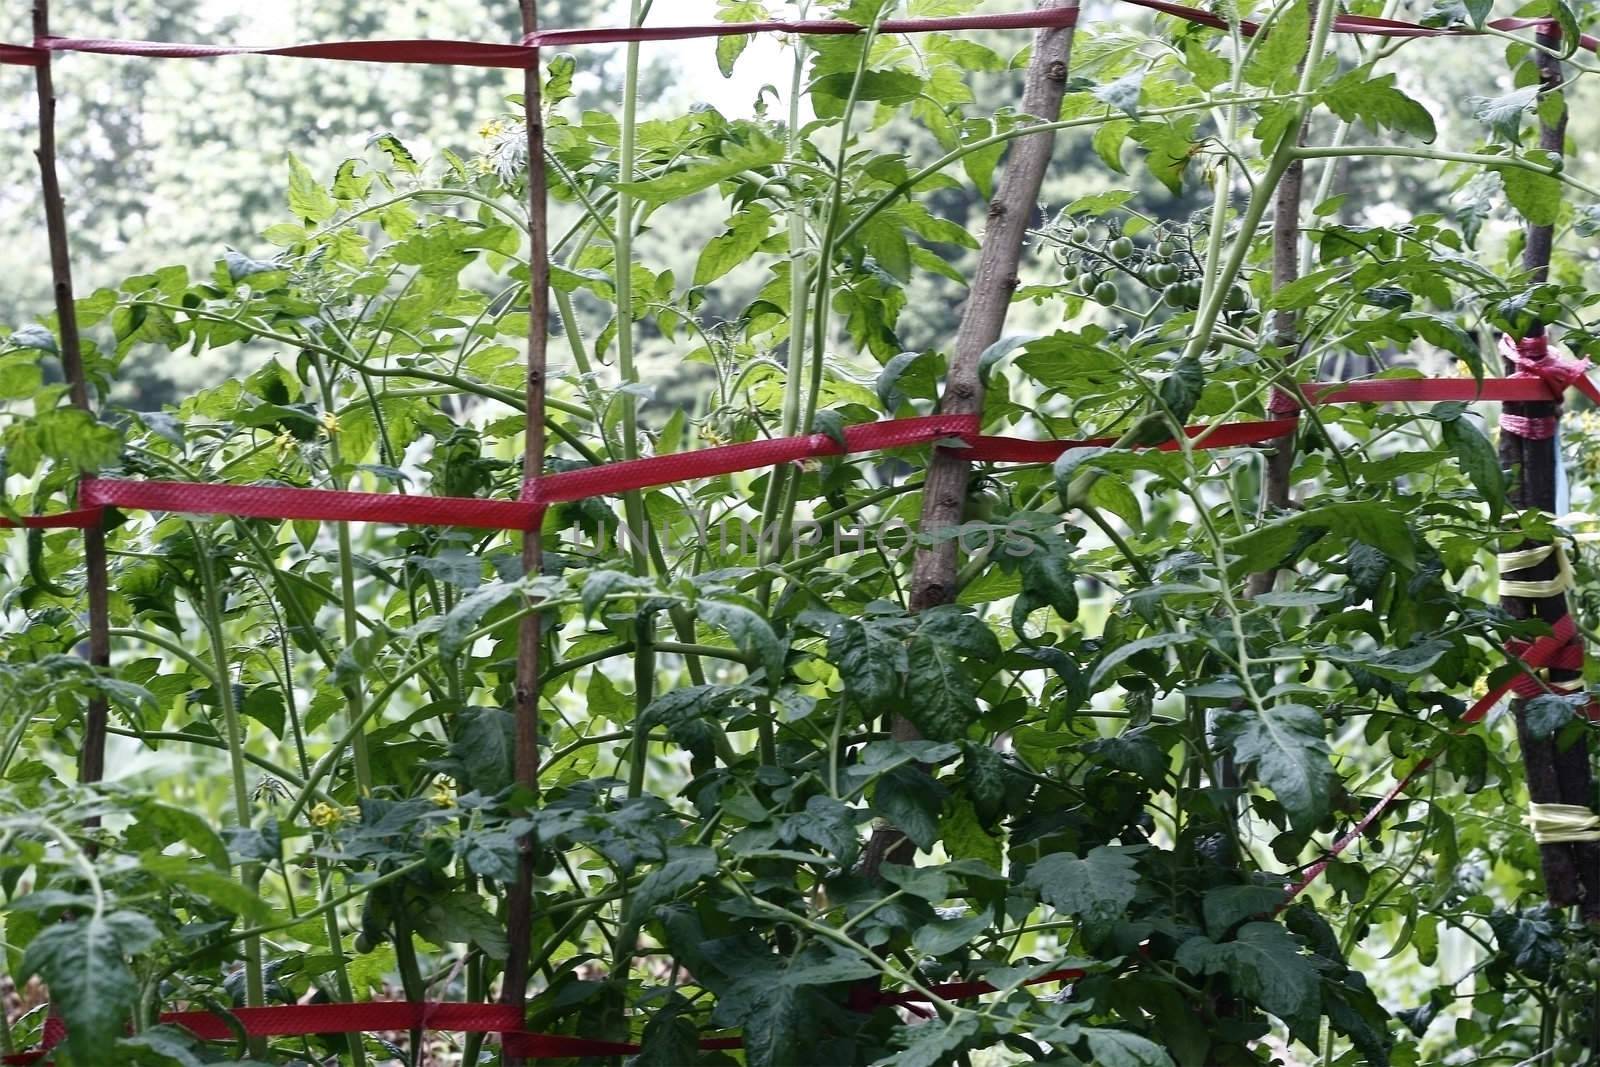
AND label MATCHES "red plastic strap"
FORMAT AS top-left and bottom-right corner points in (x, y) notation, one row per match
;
(963, 417), (1299, 463)
(2, 965), (1089, 1064)
(0, 42), (43, 65)
(61, 374), (1600, 530)
(18, 8), (1078, 69)
(1123, 1), (1600, 51)
(80, 478), (540, 532)
(1286, 614), (1595, 900)
(0, 508), (104, 530)
(1499, 413), (1560, 439)
(10, 2), (1596, 69)
(520, 7), (1081, 47)
(528, 414), (975, 503)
